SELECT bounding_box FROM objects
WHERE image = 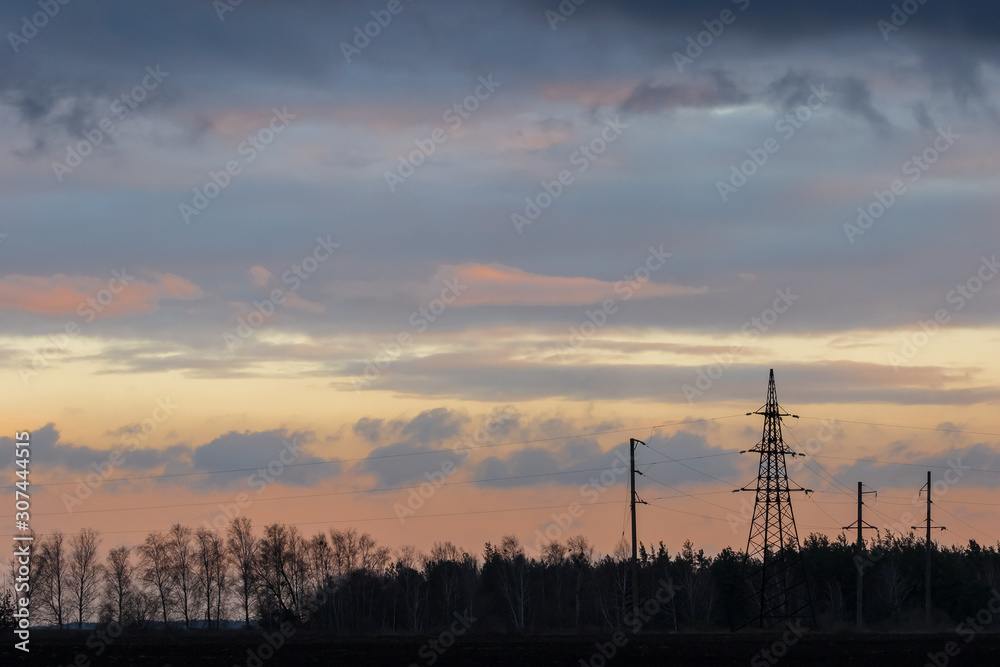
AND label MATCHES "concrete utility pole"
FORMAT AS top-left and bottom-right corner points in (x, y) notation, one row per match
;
(843, 482), (876, 629)
(911, 471), (944, 625)
(926, 470), (931, 624)
(629, 438), (648, 621)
